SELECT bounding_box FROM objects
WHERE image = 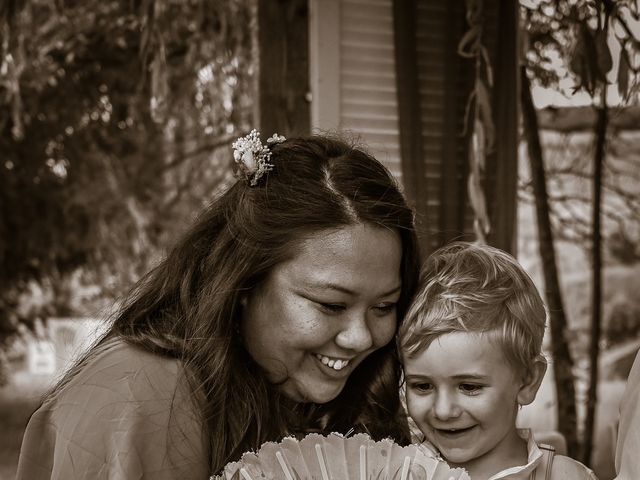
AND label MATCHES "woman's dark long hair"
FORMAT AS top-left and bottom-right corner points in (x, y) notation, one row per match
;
(61, 135), (420, 474)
